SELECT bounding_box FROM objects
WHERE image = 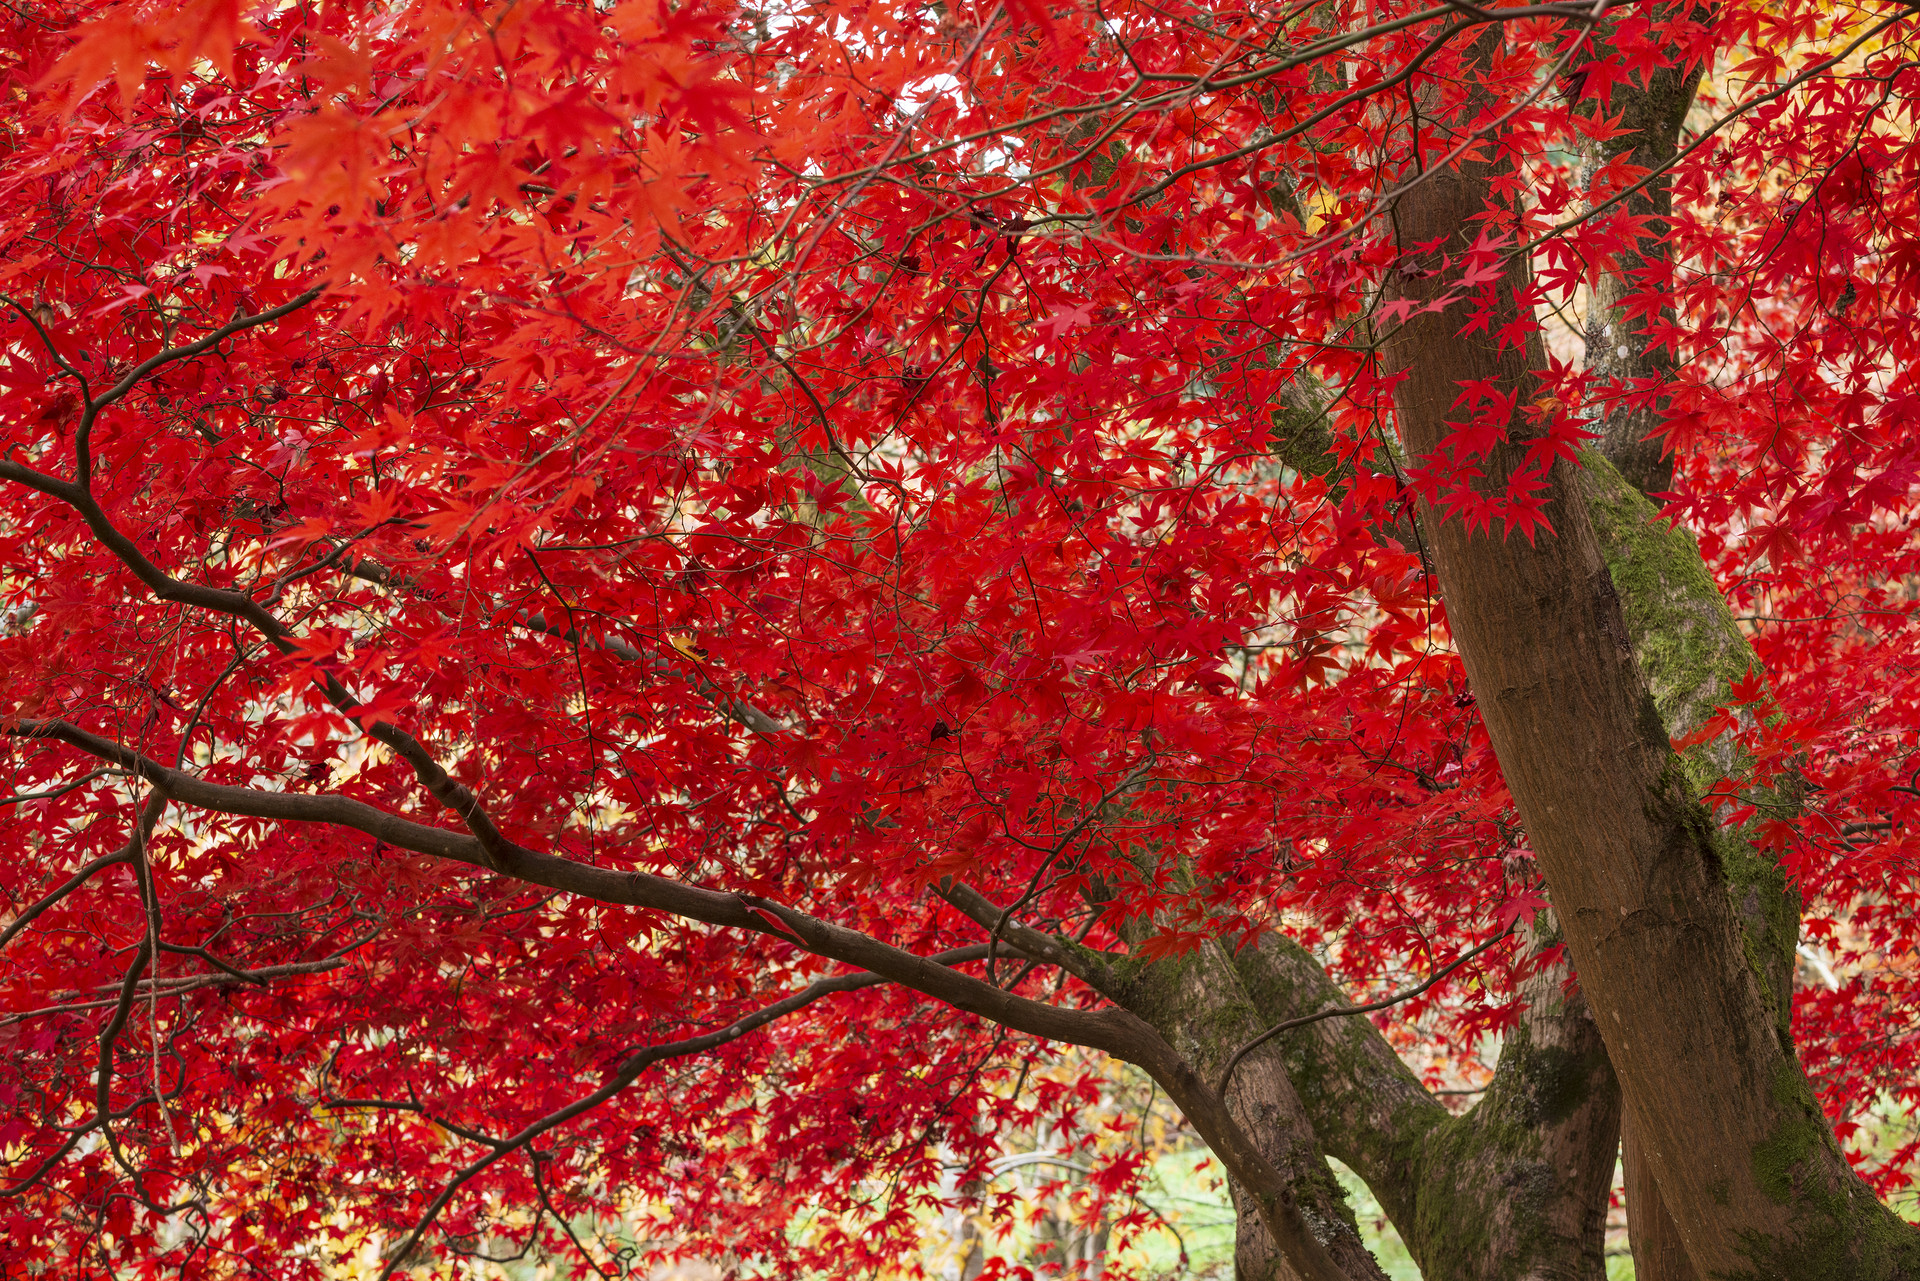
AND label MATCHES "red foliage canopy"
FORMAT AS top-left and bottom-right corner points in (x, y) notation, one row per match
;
(3, 0), (1920, 1274)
